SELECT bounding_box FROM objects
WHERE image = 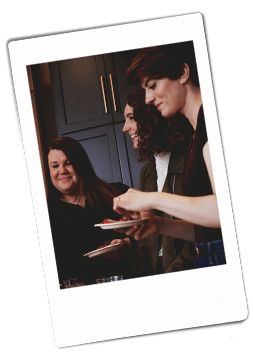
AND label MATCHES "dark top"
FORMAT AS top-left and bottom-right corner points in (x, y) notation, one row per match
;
(182, 106), (222, 243)
(47, 182), (135, 286)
